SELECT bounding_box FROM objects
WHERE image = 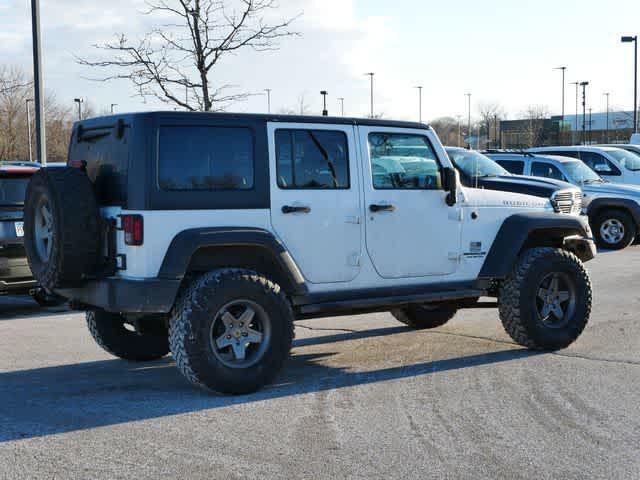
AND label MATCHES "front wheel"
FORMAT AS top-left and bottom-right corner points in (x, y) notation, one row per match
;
(169, 269), (294, 395)
(499, 247), (592, 350)
(592, 209), (635, 250)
